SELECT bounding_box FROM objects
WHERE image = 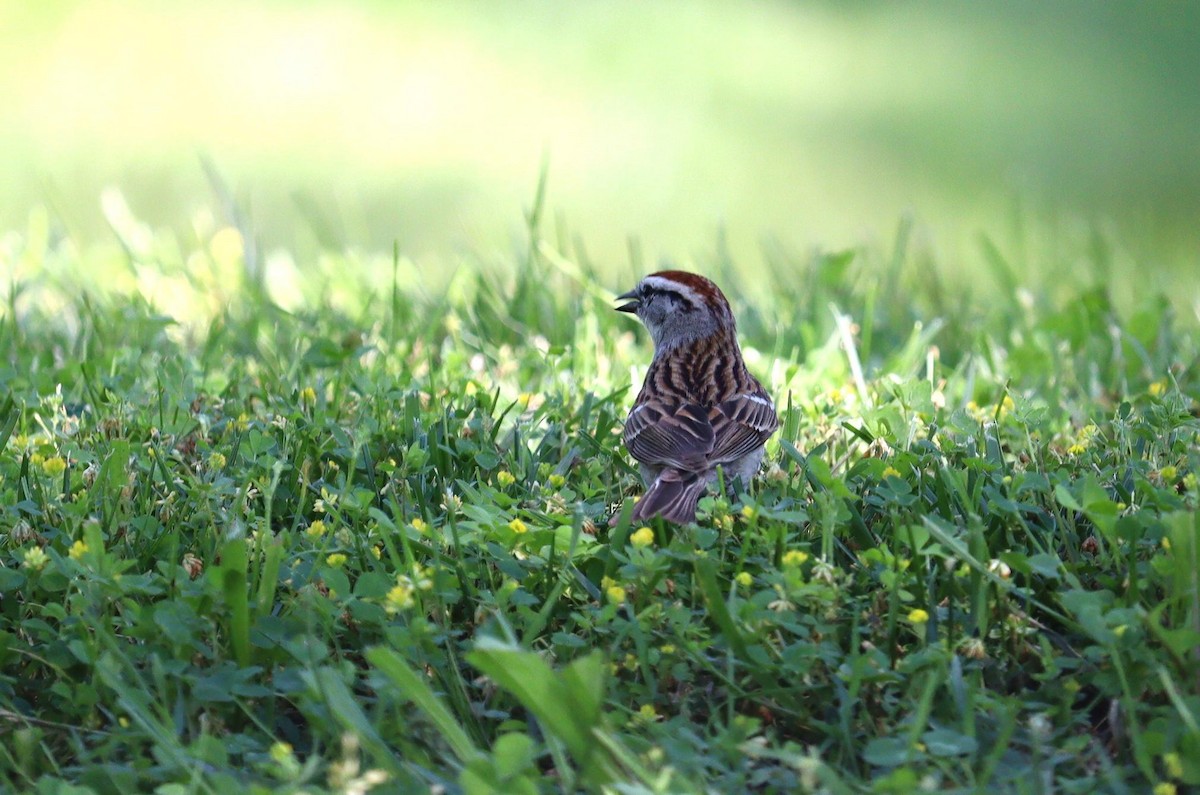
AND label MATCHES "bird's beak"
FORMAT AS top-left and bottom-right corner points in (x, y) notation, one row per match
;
(615, 288), (640, 314)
